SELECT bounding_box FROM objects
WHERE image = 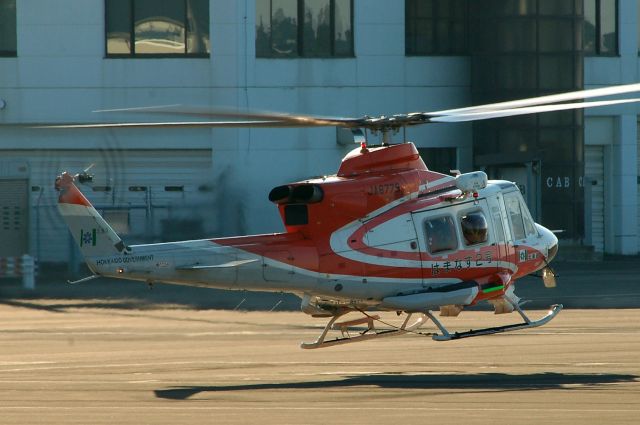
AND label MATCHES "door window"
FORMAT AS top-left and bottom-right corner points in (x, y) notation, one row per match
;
(460, 211), (488, 246)
(425, 216), (457, 254)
